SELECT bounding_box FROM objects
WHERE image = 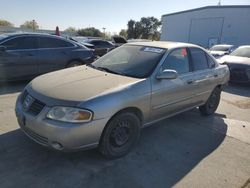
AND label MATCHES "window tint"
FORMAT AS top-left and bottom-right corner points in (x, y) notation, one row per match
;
(206, 54), (216, 68)
(162, 48), (190, 74)
(190, 48), (209, 71)
(2, 37), (37, 50)
(38, 37), (74, 48)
